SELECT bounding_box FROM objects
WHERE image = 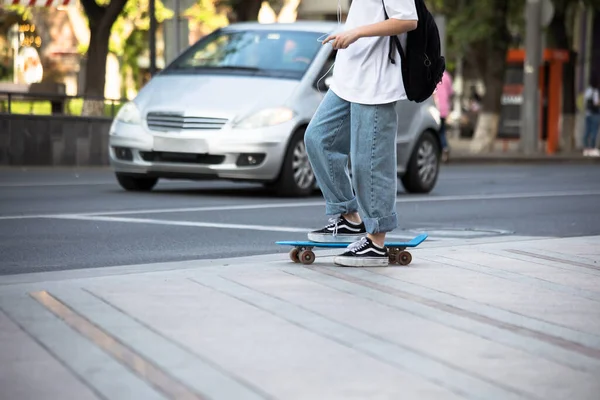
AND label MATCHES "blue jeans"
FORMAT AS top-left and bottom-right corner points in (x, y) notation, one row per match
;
(304, 90), (398, 234)
(584, 114), (600, 148)
(439, 118), (449, 150)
